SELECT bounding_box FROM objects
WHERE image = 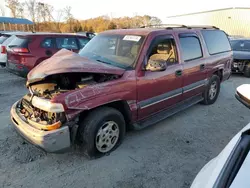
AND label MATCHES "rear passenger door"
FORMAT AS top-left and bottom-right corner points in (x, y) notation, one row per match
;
(178, 33), (207, 100)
